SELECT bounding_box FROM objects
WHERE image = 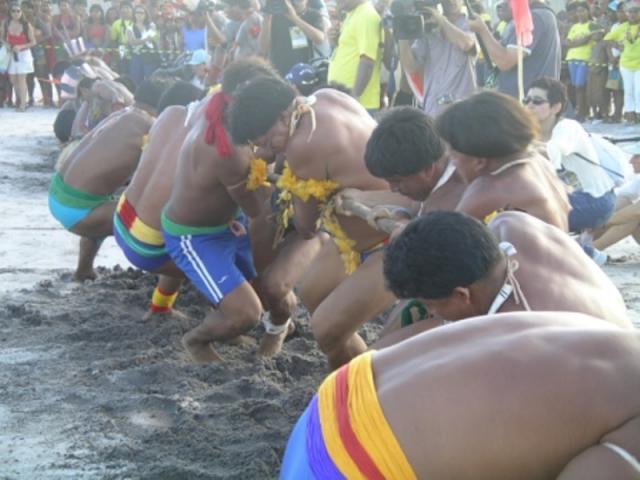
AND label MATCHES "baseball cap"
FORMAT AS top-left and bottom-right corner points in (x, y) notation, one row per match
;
(188, 49), (210, 65)
(285, 63), (318, 86)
